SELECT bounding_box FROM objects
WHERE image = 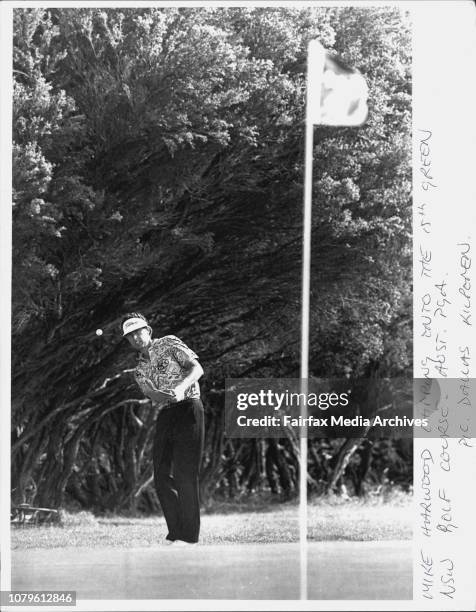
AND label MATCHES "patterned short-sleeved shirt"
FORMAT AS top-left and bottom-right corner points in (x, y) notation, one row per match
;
(134, 335), (200, 406)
